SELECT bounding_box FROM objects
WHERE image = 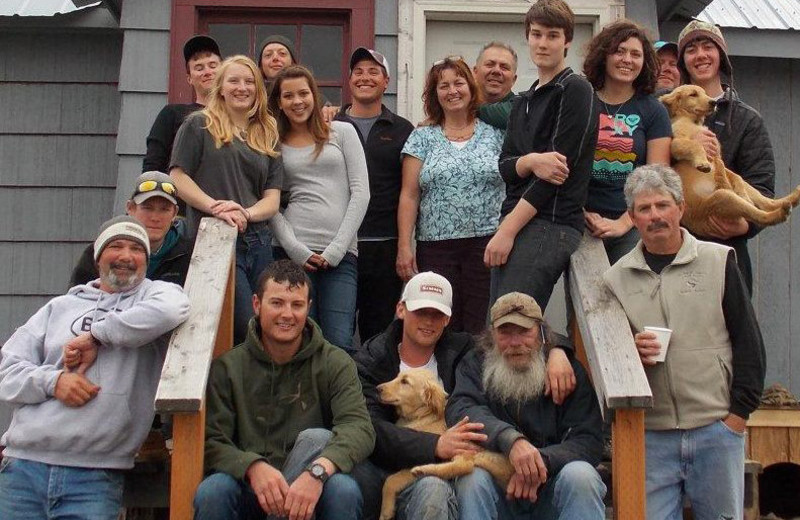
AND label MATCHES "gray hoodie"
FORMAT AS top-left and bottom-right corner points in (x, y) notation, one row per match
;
(0, 278), (190, 469)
